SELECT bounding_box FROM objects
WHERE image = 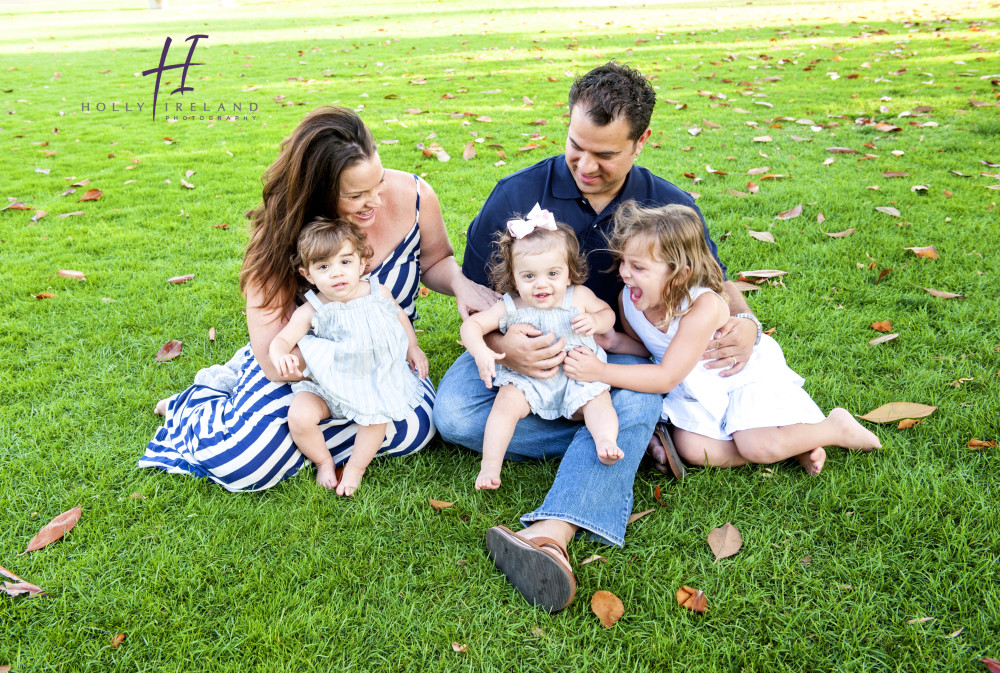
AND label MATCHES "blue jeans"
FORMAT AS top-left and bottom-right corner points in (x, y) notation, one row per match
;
(434, 351), (661, 547)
